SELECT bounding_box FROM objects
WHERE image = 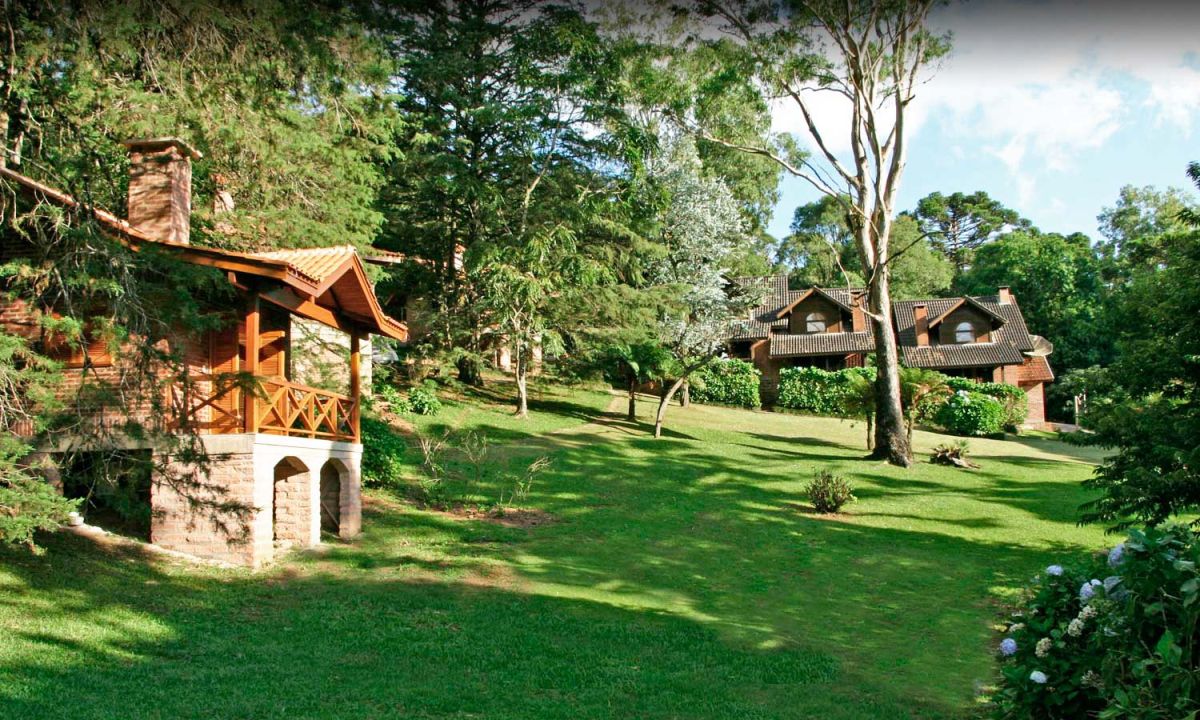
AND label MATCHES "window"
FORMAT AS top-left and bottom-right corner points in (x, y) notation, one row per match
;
(805, 312), (828, 333)
(954, 321), (975, 344)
